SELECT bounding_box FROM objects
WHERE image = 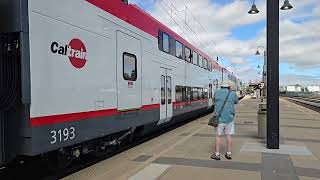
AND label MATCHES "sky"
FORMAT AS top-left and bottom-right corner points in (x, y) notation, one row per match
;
(130, 0), (320, 86)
